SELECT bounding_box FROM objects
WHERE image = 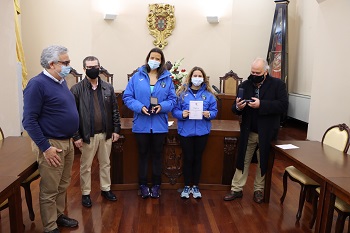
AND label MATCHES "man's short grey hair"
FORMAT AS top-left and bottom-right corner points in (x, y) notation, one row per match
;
(252, 57), (270, 71)
(40, 45), (68, 69)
